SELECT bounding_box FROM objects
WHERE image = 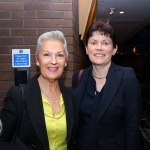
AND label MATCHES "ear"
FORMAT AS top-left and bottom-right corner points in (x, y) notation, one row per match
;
(65, 57), (68, 67)
(85, 45), (88, 55)
(35, 55), (39, 66)
(112, 45), (118, 55)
